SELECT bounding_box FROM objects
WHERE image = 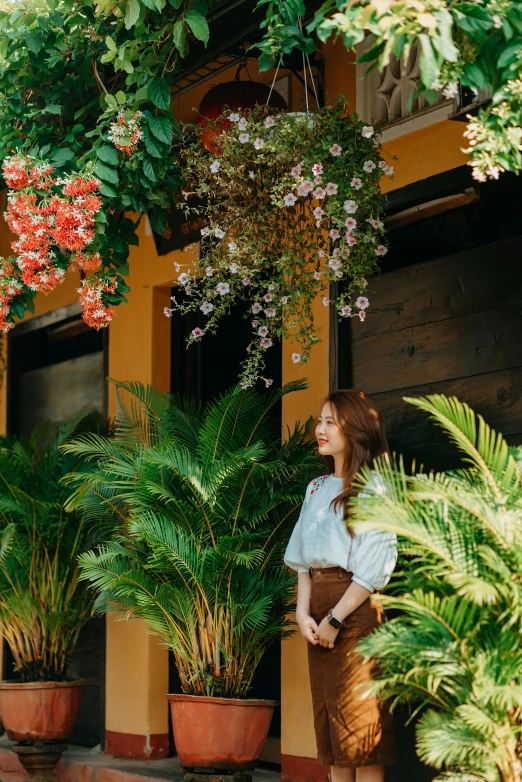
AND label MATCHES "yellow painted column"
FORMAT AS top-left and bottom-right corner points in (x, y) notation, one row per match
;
(281, 293), (331, 781)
